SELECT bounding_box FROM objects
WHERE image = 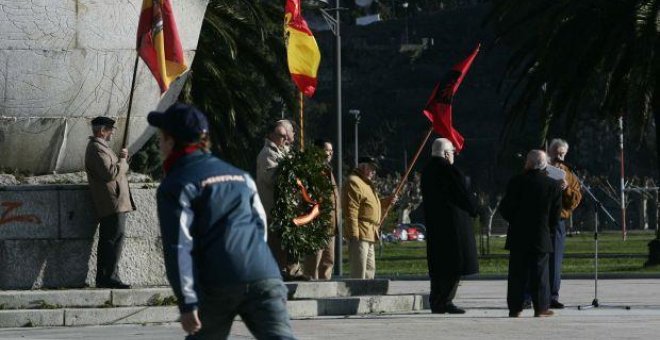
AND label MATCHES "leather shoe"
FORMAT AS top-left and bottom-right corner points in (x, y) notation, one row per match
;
(508, 310), (521, 318)
(534, 309), (554, 317)
(433, 303), (466, 314)
(97, 280), (131, 289)
(550, 300), (565, 309)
